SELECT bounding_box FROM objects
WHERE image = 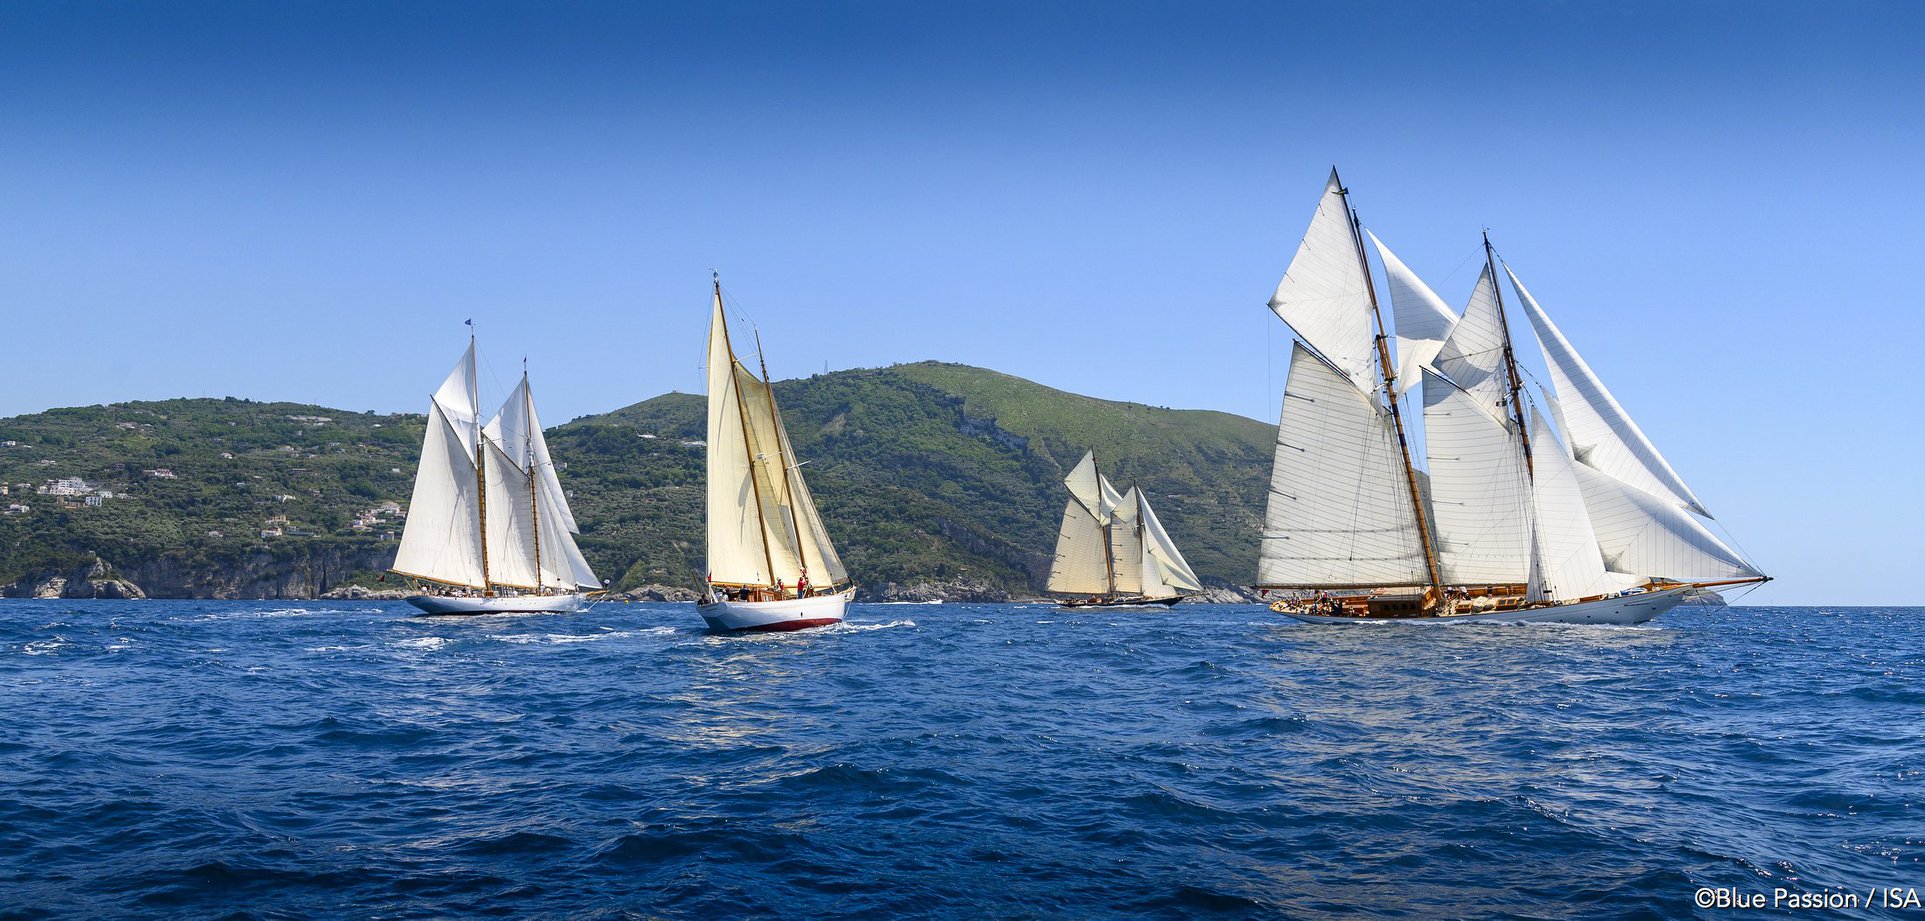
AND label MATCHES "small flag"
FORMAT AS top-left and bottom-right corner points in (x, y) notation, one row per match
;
(464, 318), (473, 327)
